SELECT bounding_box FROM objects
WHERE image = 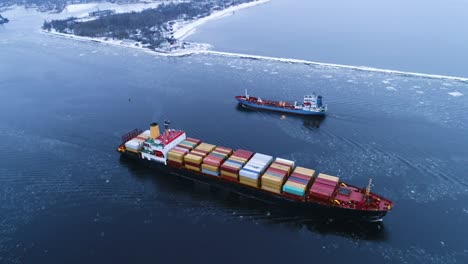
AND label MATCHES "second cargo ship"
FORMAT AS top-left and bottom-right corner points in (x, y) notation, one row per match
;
(235, 90), (327, 115)
(117, 121), (392, 222)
